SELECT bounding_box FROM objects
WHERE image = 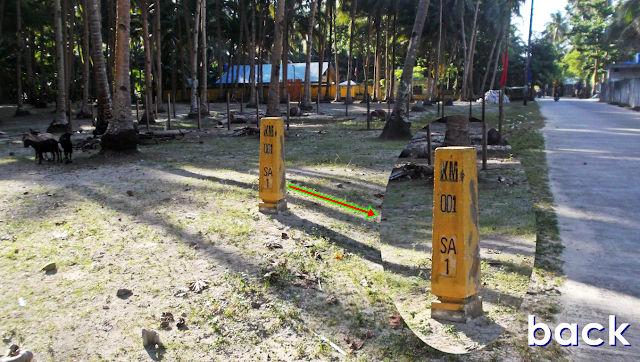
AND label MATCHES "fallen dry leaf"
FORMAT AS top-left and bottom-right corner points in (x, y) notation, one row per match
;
(188, 279), (210, 293)
(389, 312), (403, 329)
(373, 193), (385, 198)
(344, 335), (365, 350)
(326, 295), (338, 305)
(264, 242), (283, 250)
(334, 253), (342, 259)
(281, 232), (289, 239)
(359, 328), (374, 339)
(126, 190), (134, 196)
